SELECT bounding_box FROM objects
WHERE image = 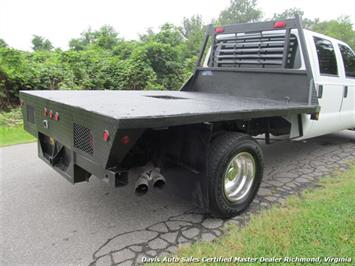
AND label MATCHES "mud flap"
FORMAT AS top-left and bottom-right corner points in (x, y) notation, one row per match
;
(186, 124), (213, 211)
